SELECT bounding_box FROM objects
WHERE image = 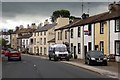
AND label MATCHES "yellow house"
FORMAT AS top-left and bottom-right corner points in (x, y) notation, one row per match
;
(95, 21), (109, 55)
